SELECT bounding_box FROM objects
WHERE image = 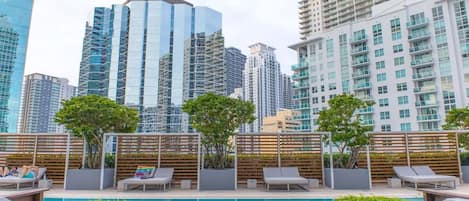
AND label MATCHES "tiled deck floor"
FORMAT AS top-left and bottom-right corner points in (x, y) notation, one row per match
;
(1, 184), (469, 199)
